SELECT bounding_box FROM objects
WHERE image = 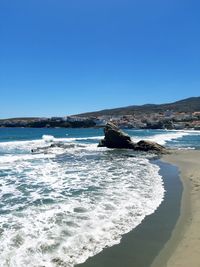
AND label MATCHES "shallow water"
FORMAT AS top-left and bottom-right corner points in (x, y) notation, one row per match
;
(0, 128), (199, 267)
